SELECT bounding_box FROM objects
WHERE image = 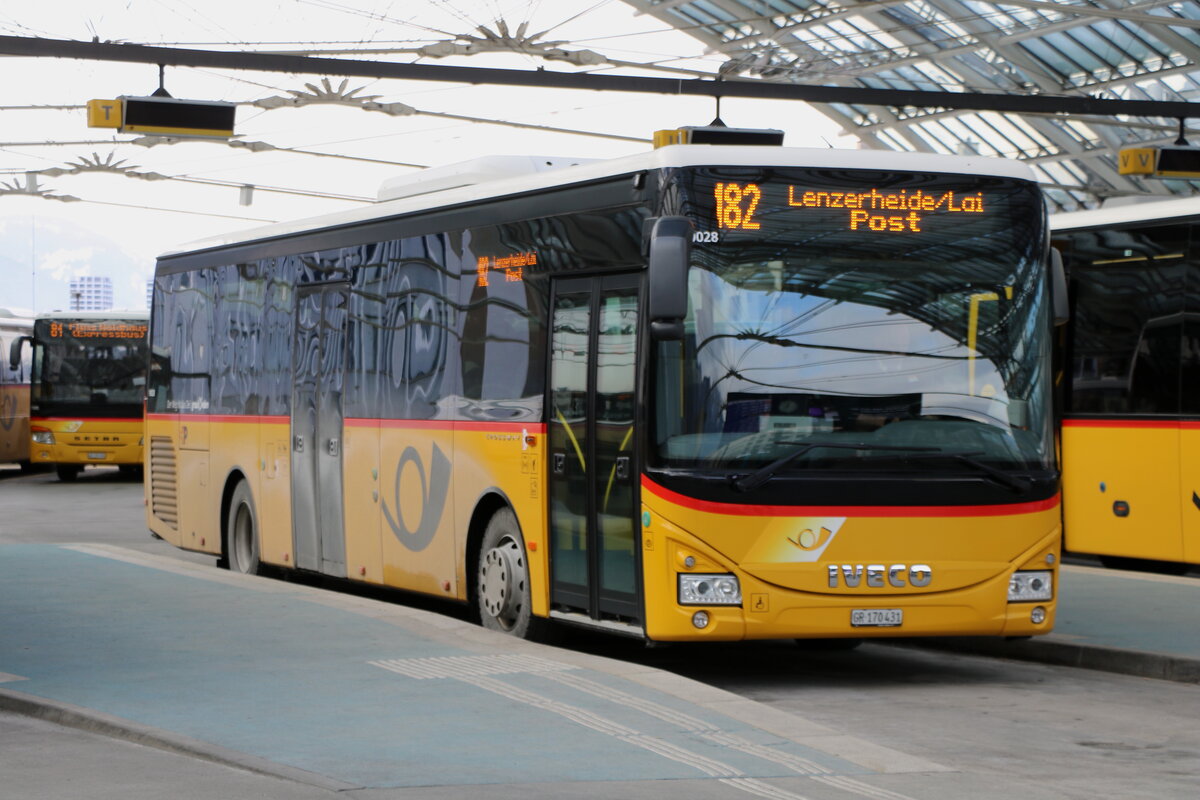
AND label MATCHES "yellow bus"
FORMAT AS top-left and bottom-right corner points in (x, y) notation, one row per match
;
(1, 308), (34, 470)
(147, 137), (1062, 641)
(10, 311), (149, 481)
(1053, 198), (1200, 572)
